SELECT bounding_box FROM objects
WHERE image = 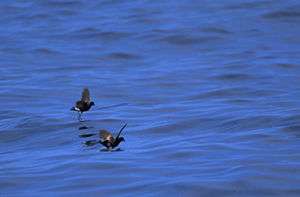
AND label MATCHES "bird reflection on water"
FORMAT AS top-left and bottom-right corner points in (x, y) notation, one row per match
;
(78, 125), (89, 130)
